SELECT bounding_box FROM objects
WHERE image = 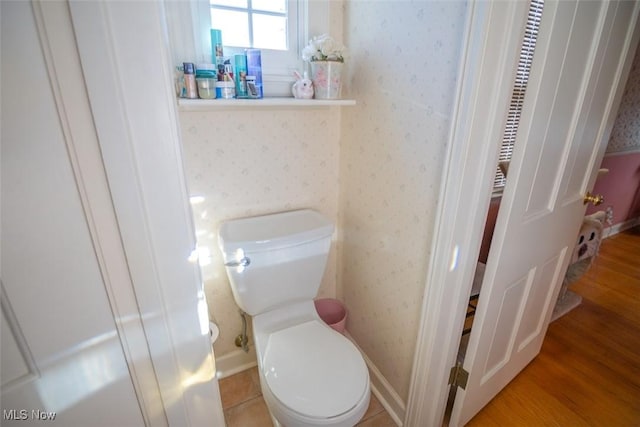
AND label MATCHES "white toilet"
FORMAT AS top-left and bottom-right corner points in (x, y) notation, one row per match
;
(219, 209), (370, 427)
